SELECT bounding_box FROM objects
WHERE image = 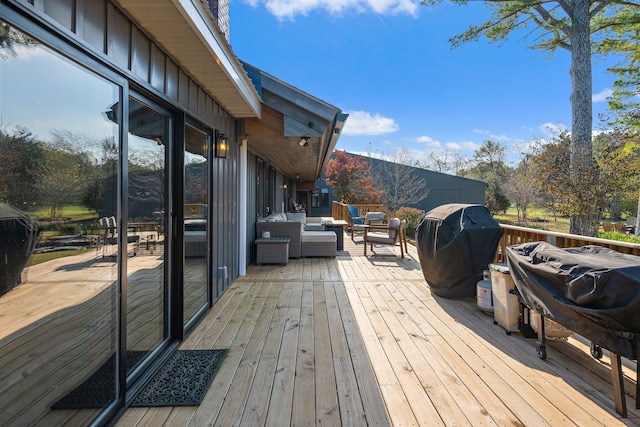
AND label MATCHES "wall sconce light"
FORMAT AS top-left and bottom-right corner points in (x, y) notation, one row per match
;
(216, 133), (228, 158)
(298, 137), (309, 147)
(283, 182), (288, 189)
